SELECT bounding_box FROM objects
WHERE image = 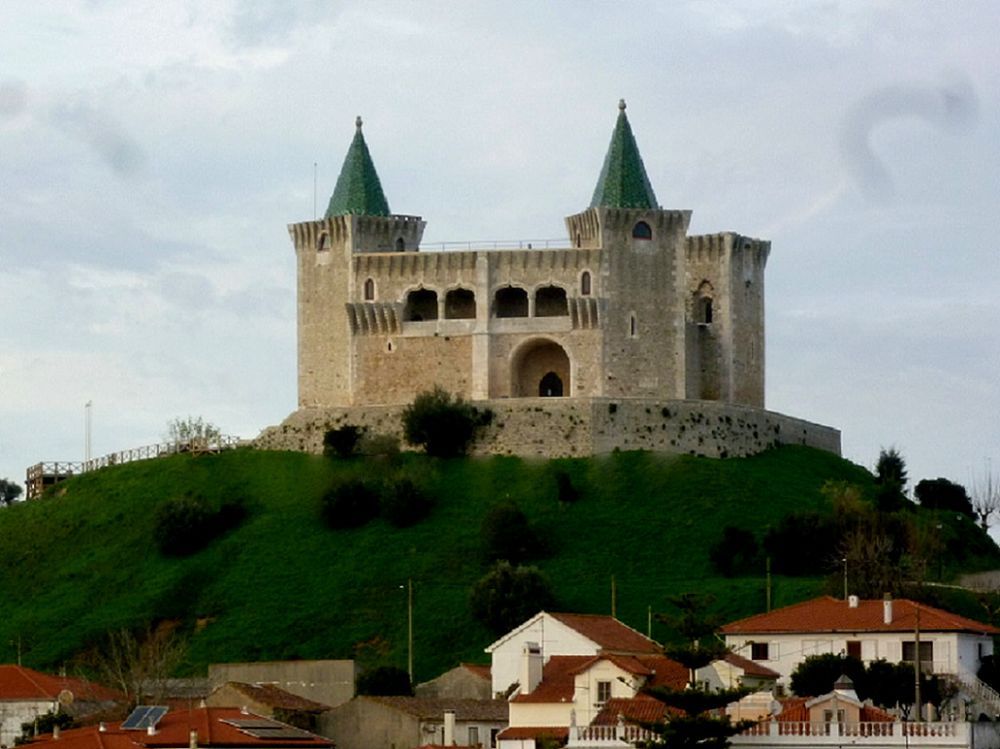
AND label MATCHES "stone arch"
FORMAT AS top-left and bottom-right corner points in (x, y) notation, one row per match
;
(511, 338), (571, 398)
(534, 285), (568, 317)
(445, 287), (476, 319)
(363, 278), (375, 301)
(493, 286), (529, 318)
(632, 221), (652, 240)
(404, 288), (438, 321)
(395, 237), (405, 252)
(580, 270), (592, 296)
